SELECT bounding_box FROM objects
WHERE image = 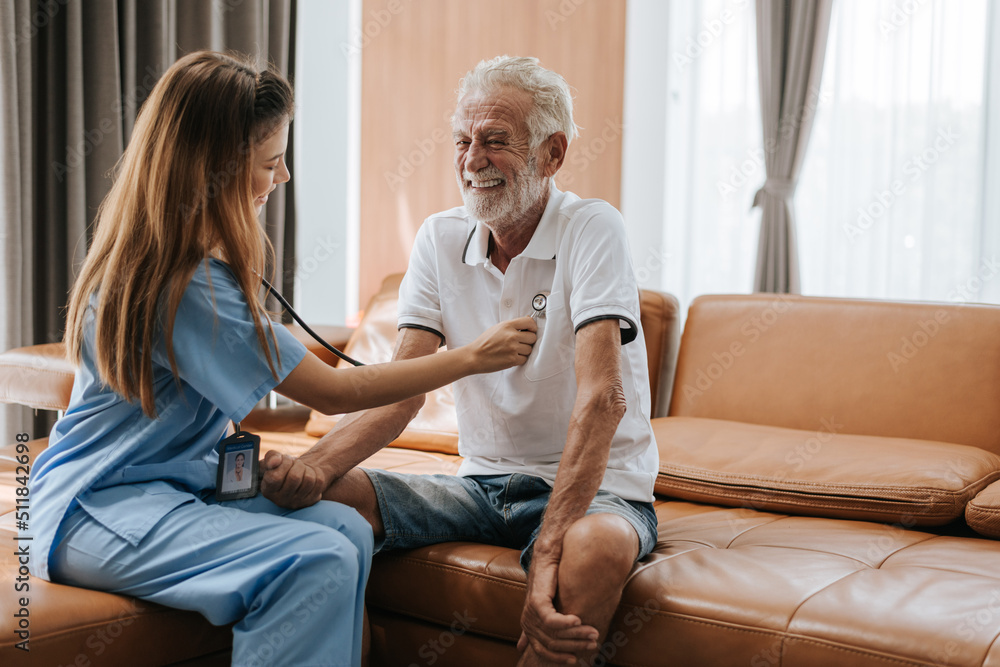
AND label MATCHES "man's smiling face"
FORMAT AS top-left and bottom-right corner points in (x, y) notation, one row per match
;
(452, 87), (548, 233)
